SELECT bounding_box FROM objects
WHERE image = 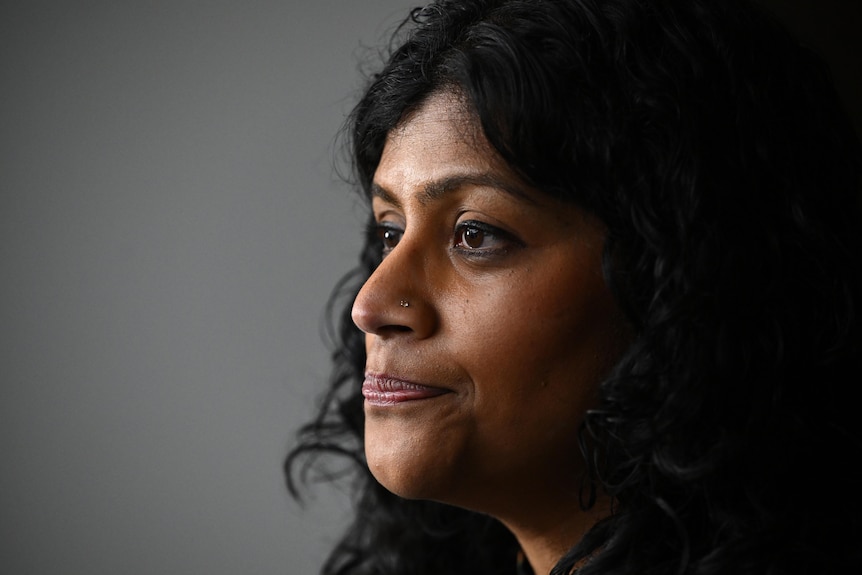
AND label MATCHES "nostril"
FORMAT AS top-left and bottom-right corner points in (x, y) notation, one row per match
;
(386, 325), (412, 333)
